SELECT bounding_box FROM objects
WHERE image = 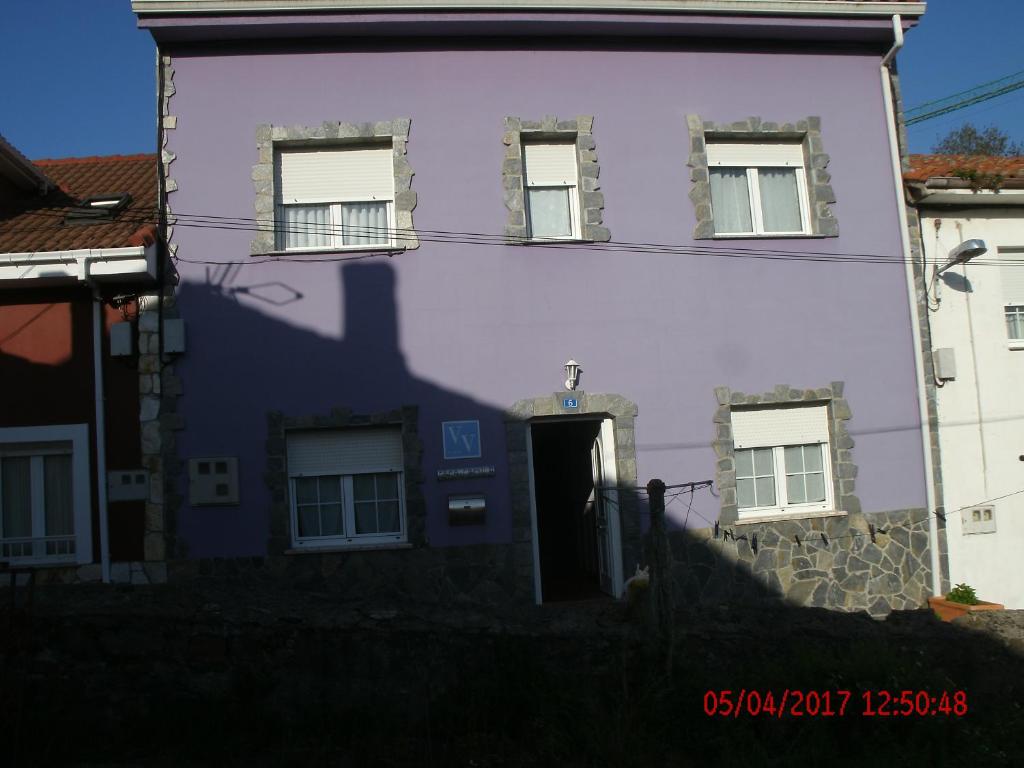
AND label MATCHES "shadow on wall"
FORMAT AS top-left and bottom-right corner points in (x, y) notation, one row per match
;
(166, 258), (940, 623)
